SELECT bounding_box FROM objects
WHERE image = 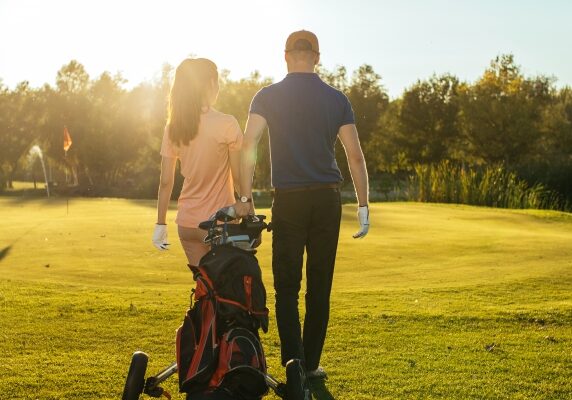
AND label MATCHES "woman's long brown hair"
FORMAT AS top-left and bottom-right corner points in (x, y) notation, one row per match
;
(167, 58), (218, 146)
